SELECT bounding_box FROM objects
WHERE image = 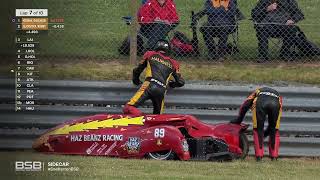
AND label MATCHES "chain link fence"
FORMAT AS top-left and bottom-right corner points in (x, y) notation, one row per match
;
(1, 0), (319, 64)
(124, 0), (320, 63)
